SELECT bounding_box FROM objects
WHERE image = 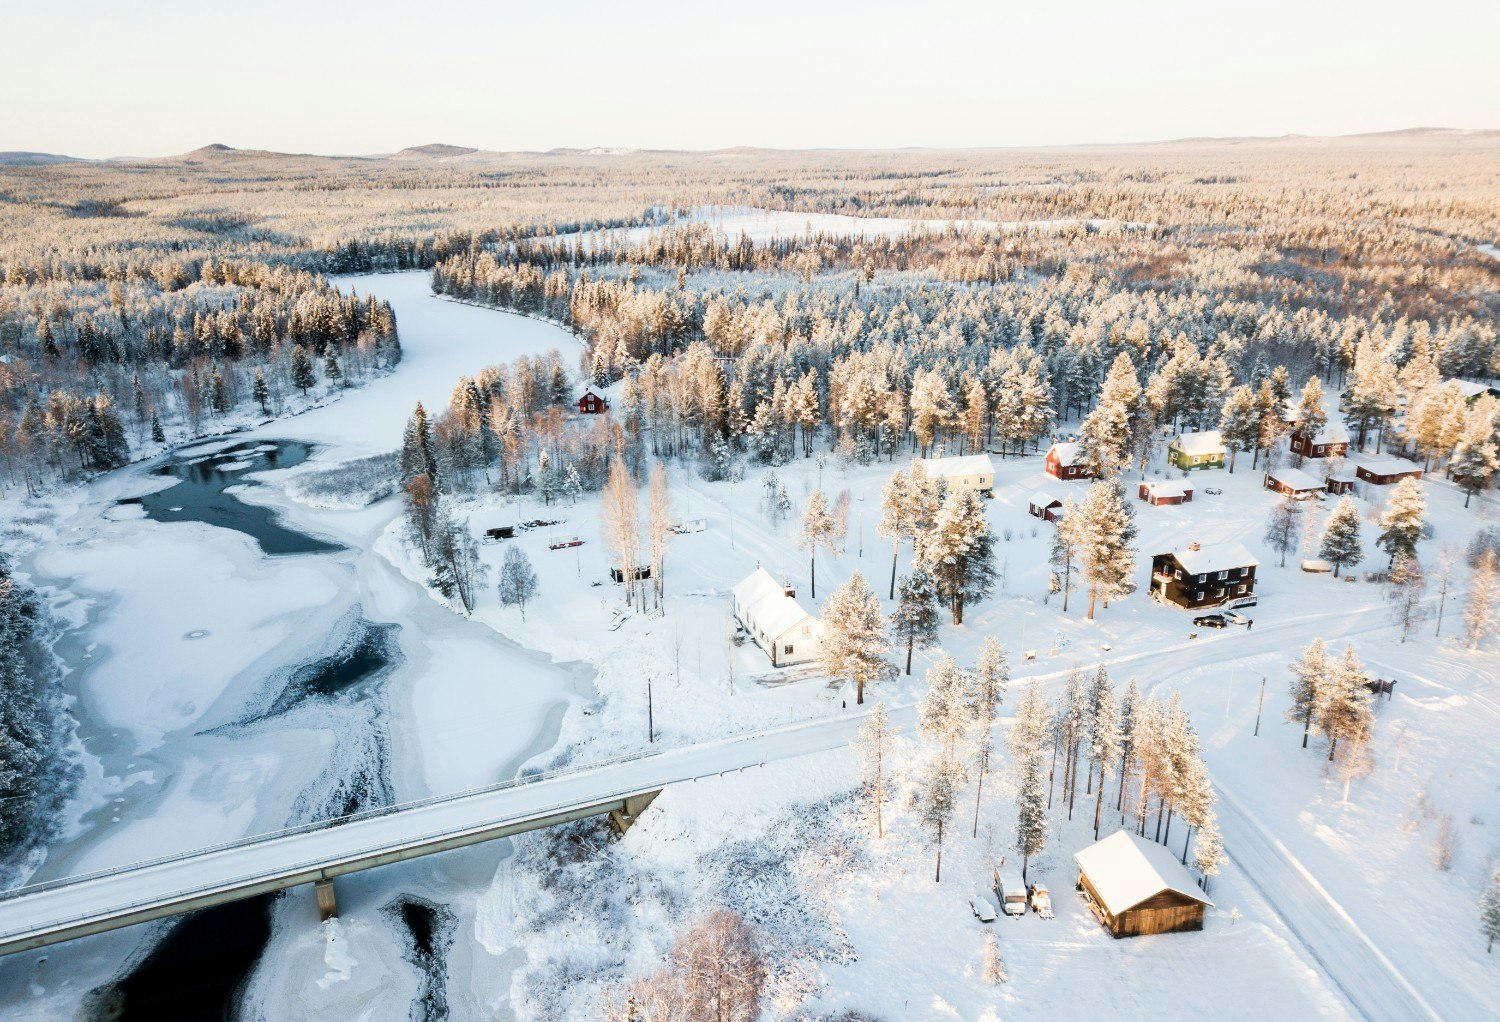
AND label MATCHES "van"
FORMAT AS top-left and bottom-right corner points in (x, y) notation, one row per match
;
(995, 869), (1028, 917)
